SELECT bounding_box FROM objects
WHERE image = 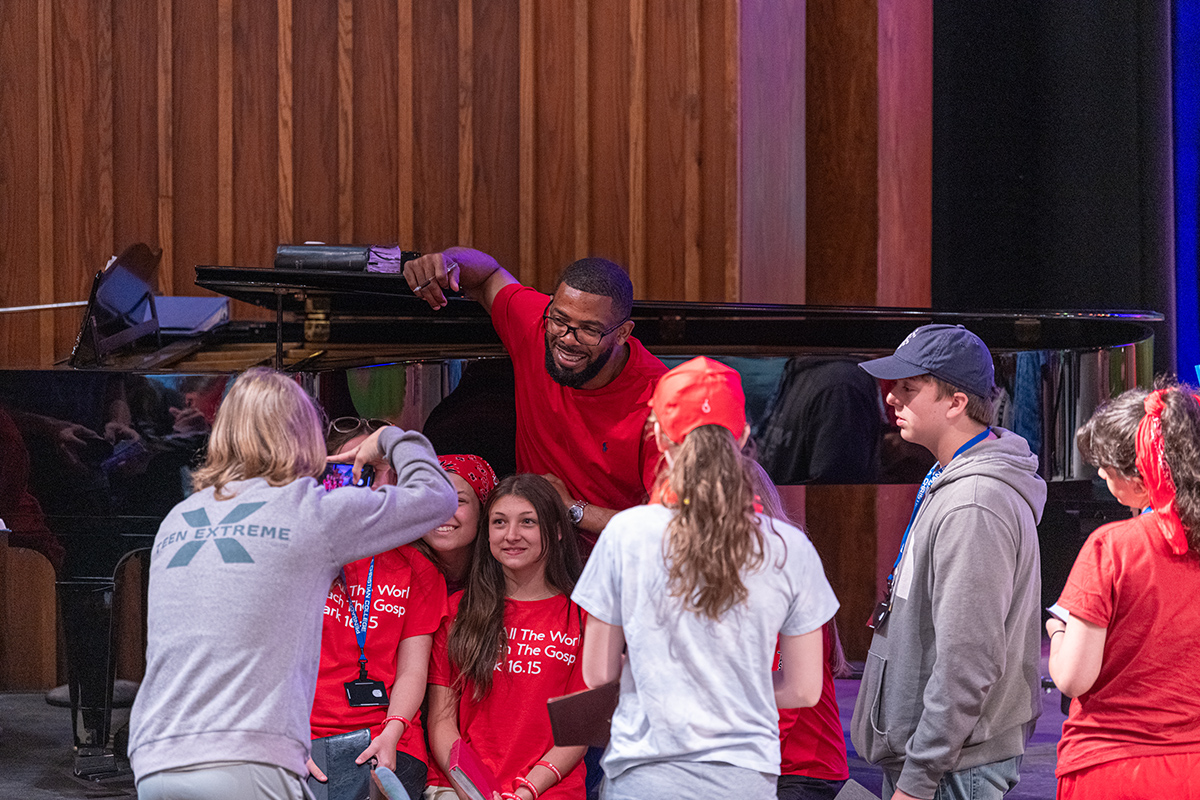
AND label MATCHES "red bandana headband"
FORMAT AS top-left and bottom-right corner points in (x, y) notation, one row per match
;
(1135, 390), (1190, 556)
(438, 454), (497, 505)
